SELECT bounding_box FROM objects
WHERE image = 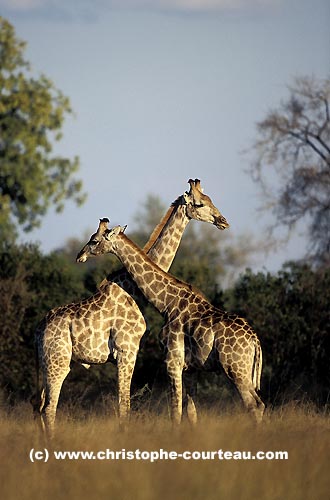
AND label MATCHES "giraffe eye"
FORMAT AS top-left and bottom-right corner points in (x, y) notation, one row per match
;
(194, 203), (204, 208)
(90, 239), (98, 245)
